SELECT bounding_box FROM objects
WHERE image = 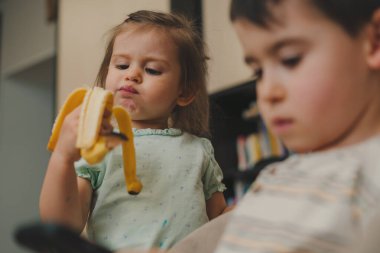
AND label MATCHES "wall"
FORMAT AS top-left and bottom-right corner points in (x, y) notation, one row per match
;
(203, 0), (251, 93)
(0, 0), (56, 252)
(0, 59), (55, 253)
